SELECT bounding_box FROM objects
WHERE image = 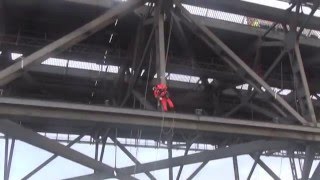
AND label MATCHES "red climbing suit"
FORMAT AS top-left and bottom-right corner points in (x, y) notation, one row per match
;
(153, 83), (174, 112)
